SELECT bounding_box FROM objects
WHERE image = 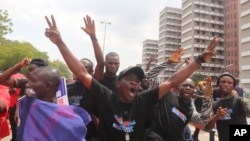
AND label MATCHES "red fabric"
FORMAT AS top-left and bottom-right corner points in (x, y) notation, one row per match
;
(0, 84), (11, 140)
(9, 73), (26, 107)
